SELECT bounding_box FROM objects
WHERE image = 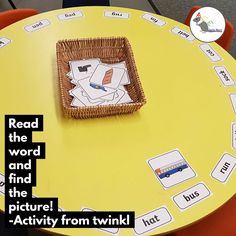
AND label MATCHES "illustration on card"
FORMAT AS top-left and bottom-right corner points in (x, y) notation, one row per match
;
(148, 150), (196, 188)
(190, 7), (225, 43)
